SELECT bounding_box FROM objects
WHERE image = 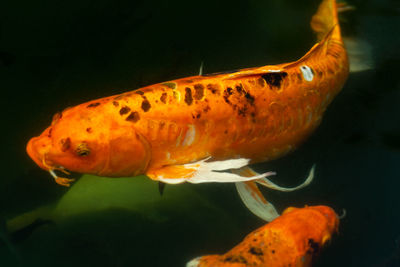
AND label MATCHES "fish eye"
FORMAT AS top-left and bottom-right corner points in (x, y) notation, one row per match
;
(75, 142), (90, 156)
